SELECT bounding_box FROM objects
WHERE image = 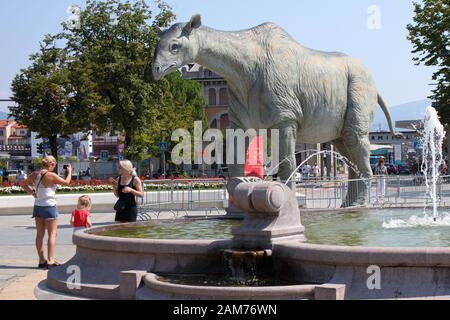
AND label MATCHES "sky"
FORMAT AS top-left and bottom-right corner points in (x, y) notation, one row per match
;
(0, 0), (435, 113)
